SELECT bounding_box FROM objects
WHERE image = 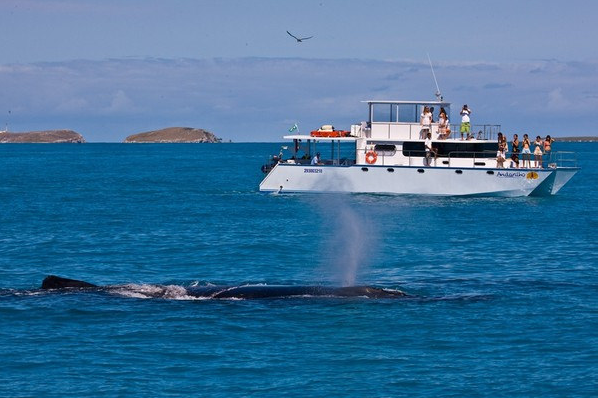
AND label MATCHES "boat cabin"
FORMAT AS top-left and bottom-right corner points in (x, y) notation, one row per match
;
(275, 100), (504, 169)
